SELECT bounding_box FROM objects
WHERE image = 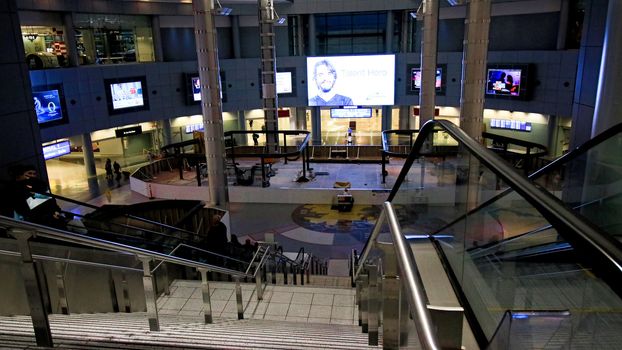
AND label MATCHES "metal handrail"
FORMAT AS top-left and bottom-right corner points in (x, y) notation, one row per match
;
(152, 242), (250, 274)
(0, 215), (249, 278)
(0, 248), (143, 273)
